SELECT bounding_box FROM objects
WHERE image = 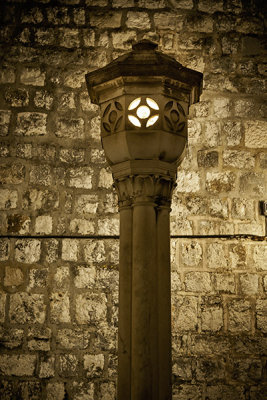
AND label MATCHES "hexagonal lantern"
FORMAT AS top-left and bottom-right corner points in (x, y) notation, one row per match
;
(86, 40), (202, 400)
